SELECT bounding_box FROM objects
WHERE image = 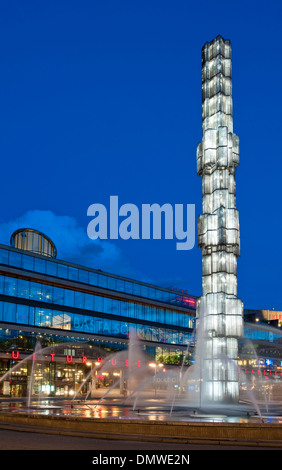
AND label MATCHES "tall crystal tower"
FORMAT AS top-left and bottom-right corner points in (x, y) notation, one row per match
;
(196, 36), (244, 404)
